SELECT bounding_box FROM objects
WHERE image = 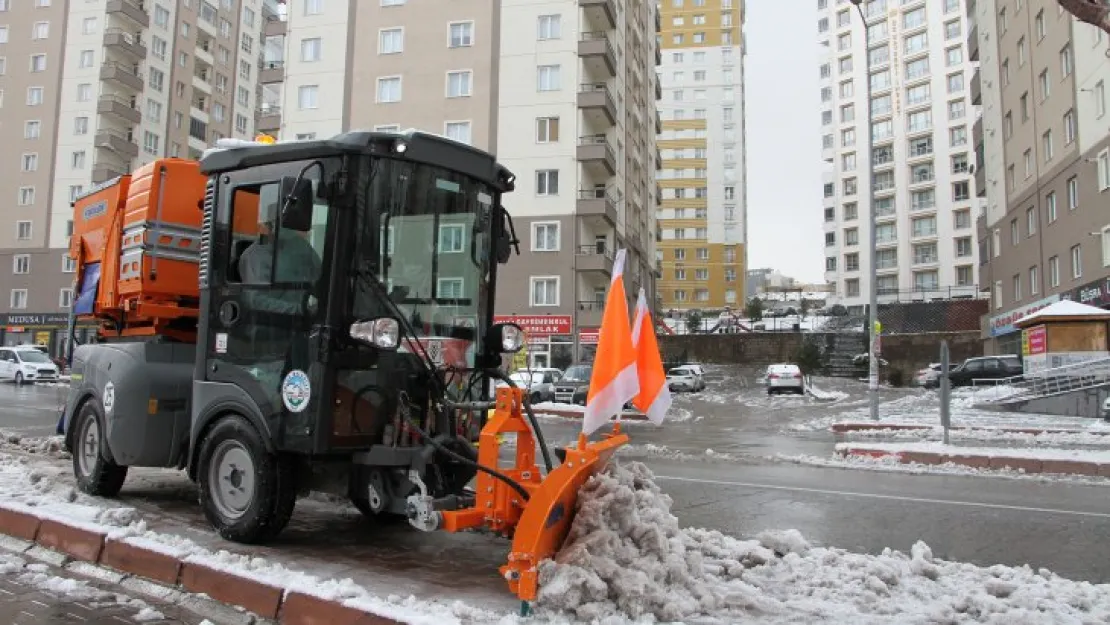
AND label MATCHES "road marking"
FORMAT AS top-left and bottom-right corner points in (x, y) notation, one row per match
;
(655, 474), (1110, 519)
